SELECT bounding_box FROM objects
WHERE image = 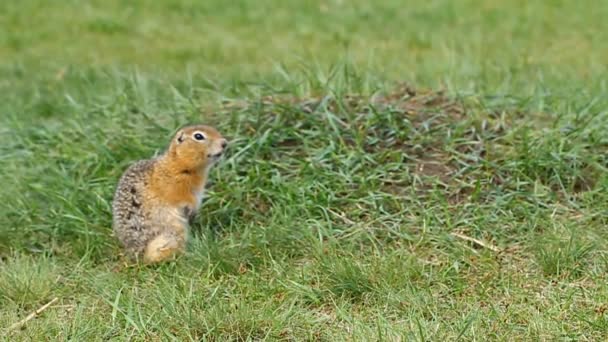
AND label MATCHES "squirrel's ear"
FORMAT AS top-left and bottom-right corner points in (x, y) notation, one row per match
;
(176, 131), (185, 144)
